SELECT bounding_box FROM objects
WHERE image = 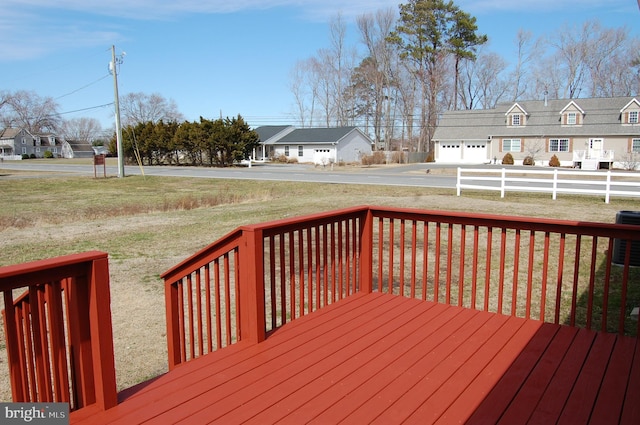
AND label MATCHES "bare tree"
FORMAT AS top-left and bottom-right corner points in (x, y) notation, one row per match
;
(510, 29), (540, 101)
(119, 92), (184, 127)
(0, 90), (60, 133)
(59, 117), (103, 144)
(289, 60), (316, 127)
(460, 50), (509, 109)
(356, 8), (397, 149)
(586, 24), (634, 97)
